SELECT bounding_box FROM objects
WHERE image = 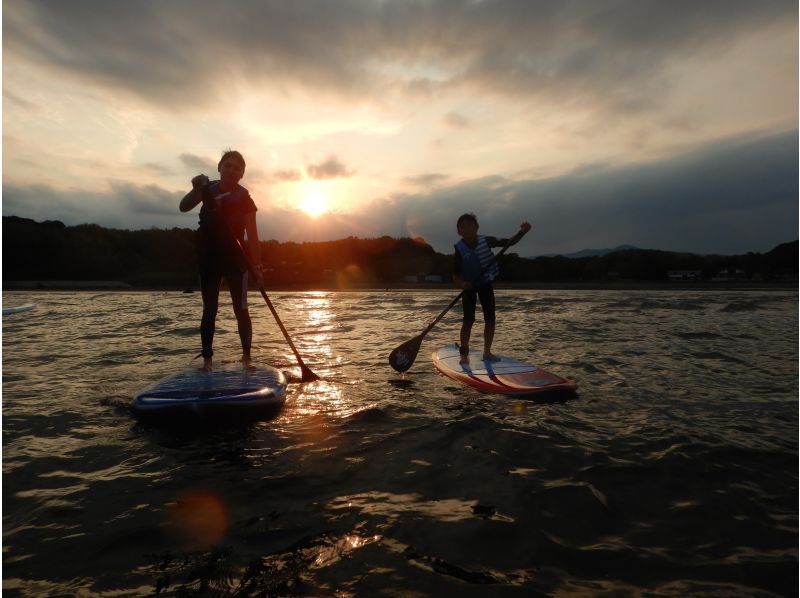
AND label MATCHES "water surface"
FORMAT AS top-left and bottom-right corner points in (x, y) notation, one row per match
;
(2, 289), (797, 596)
